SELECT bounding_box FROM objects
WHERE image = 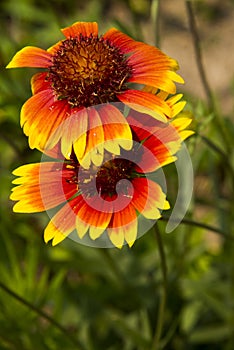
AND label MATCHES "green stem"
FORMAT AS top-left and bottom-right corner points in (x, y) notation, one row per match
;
(150, 0), (161, 47)
(151, 223), (167, 350)
(0, 281), (83, 349)
(185, 1), (214, 110)
(185, 1), (233, 154)
(161, 215), (233, 240)
(199, 134), (228, 159)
